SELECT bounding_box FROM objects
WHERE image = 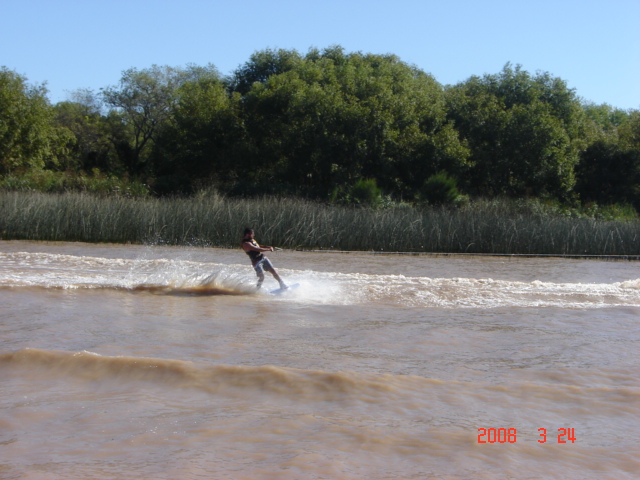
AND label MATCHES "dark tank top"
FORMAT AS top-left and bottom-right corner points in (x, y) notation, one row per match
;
(242, 239), (263, 264)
